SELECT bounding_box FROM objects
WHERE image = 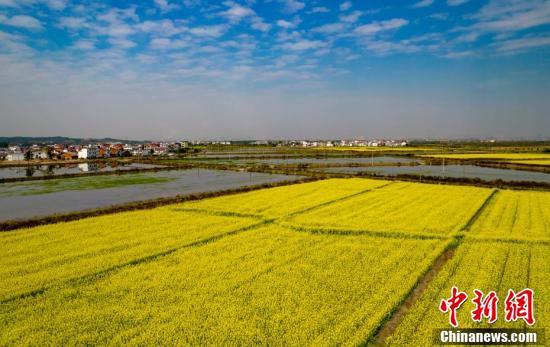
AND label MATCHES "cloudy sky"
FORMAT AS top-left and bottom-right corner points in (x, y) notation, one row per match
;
(0, 0), (549, 140)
